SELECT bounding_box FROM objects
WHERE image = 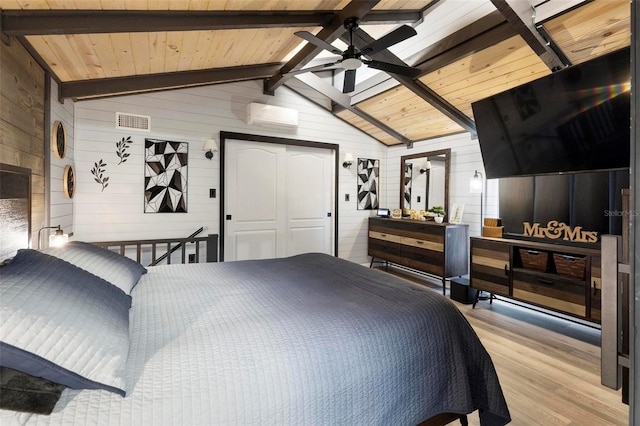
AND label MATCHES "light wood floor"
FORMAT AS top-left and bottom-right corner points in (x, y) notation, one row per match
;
(376, 266), (629, 426)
